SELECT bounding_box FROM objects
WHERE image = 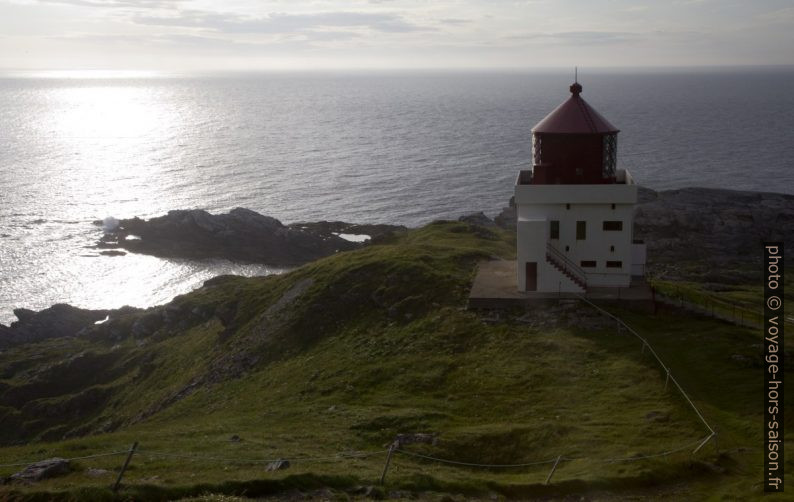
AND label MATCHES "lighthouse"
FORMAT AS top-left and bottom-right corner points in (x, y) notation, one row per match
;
(515, 81), (646, 293)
